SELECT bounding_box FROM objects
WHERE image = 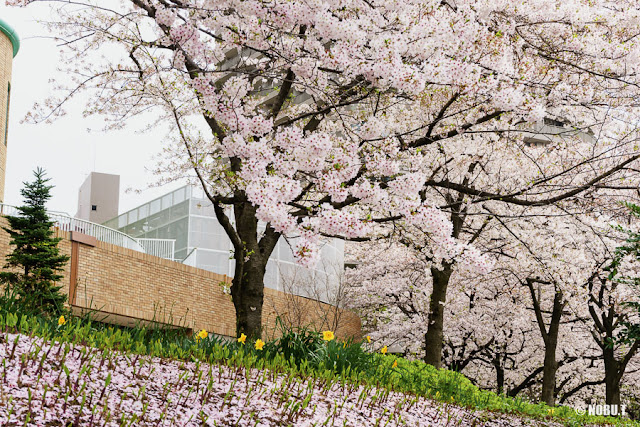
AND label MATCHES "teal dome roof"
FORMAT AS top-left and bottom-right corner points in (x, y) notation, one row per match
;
(0, 18), (19, 57)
